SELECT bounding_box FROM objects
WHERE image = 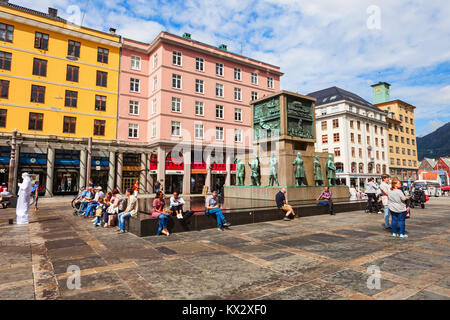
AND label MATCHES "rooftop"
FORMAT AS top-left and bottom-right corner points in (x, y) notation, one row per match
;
(307, 86), (379, 111)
